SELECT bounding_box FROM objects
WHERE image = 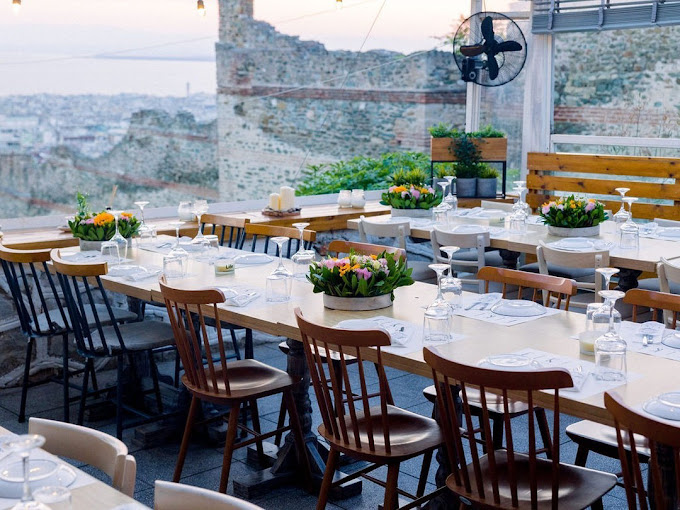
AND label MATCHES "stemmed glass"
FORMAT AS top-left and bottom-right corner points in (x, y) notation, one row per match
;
(266, 237), (292, 302)
(134, 201), (149, 228)
(597, 267), (620, 292)
(270, 236), (292, 277)
(594, 290), (627, 381)
(191, 200), (209, 243)
(165, 221), (188, 277)
(135, 201), (153, 246)
(613, 188), (630, 224)
(0, 434), (50, 509)
(619, 197), (639, 249)
(109, 210), (128, 263)
(291, 223), (315, 279)
(440, 246), (462, 310)
(443, 176), (458, 213)
(423, 263), (453, 342)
